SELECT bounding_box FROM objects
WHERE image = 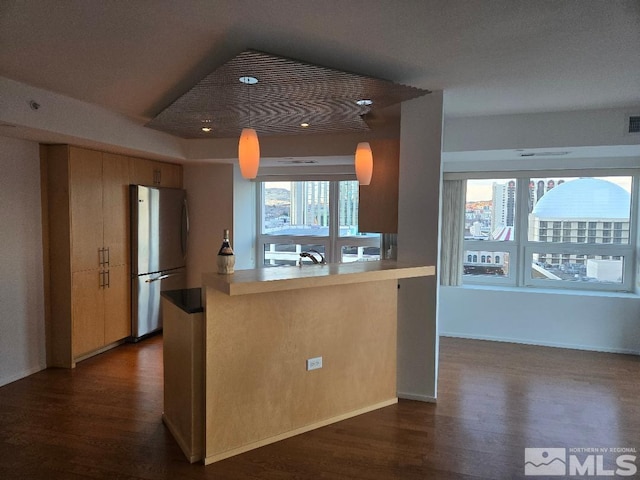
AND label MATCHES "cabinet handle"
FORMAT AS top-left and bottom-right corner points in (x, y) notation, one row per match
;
(145, 273), (173, 283)
(105, 270), (110, 288)
(99, 270), (104, 288)
(105, 247), (110, 266)
(98, 247), (104, 266)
